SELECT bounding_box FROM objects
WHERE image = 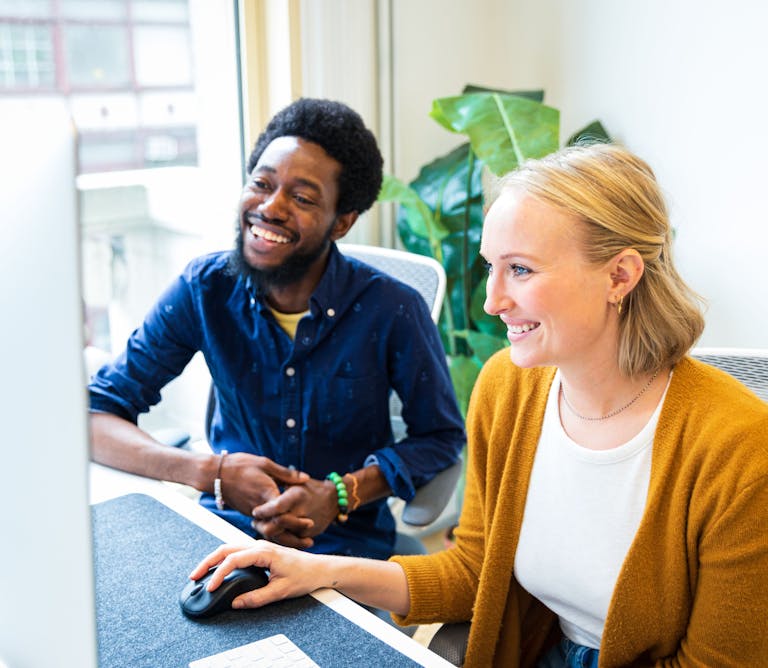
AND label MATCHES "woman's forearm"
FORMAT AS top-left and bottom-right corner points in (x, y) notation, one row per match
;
(318, 554), (410, 616)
